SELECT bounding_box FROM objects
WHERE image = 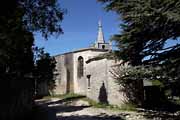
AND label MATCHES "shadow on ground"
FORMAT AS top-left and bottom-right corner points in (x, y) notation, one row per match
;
(57, 114), (124, 120)
(31, 96), (124, 120)
(46, 95), (85, 106)
(137, 101), (180, 120)
(32, 97), (180, 120)
(141, 110), (180, 120)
